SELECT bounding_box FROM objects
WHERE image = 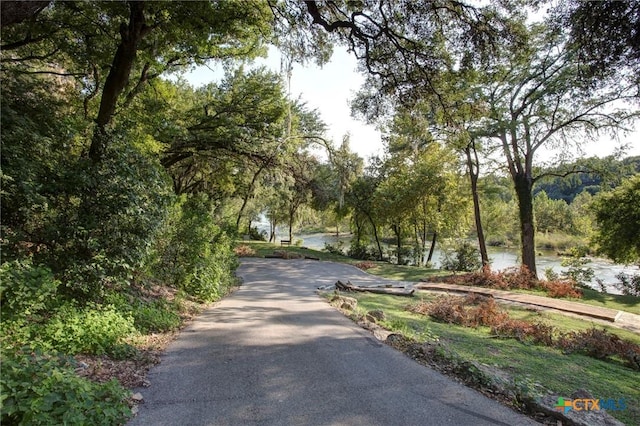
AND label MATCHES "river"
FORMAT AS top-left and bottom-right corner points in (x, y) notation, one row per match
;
(291, 232), (638, 295)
